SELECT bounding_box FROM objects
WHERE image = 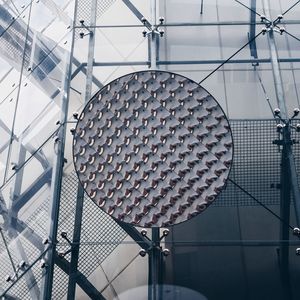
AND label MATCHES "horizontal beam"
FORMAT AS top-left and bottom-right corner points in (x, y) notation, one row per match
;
(164, 240), (300, 247)
(73, 19), (300, 29)
(158, 58), (300, 65)
(77, 57), (300, 68)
